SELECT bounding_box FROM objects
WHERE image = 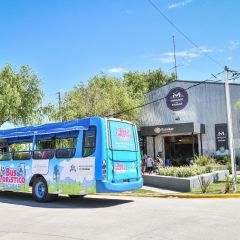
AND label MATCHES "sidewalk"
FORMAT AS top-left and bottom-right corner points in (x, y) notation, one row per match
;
(142, 172), (184, 193)
(142, 185), (181, 194)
